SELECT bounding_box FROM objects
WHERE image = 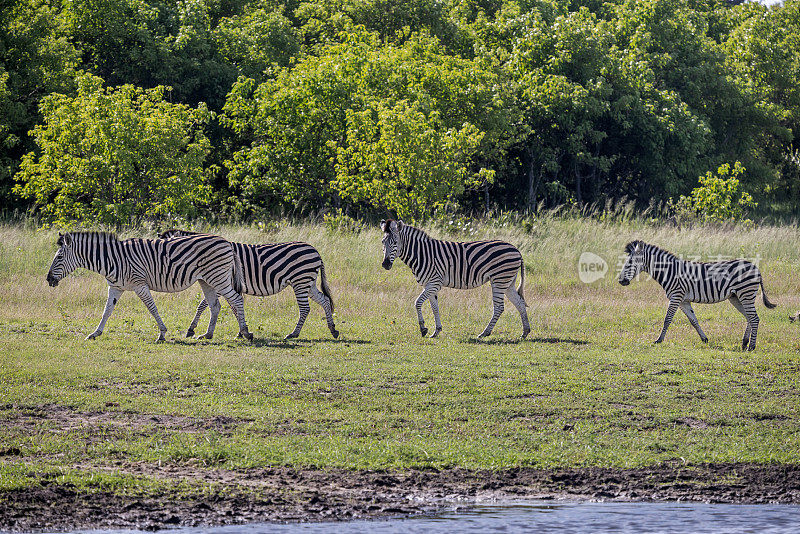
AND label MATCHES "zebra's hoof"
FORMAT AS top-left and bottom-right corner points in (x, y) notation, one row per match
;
(420, 327), (428, 337)
(430, 329), (441, 338)
(186, 329), (195, 338)
(242, 331), (254, 341)
(790, 315), (797, 323)
(196, 333), (213, 340)
(331, 330), (340, 339)
(284, 332), (299, 340)
(522, 328), (531, 339)
(653, 339), (663, 344)
(156, 336), (166, 343)
(85, 332), (100, 340)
